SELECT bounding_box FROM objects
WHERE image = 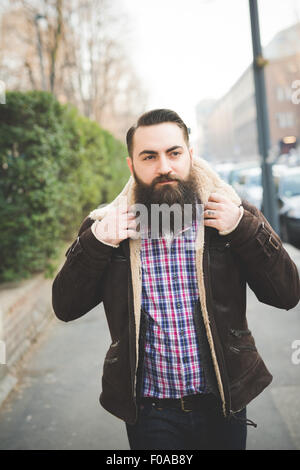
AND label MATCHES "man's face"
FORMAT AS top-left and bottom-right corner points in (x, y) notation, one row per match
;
(126, 122), (193, 191)
(126, 122), (199, 235)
